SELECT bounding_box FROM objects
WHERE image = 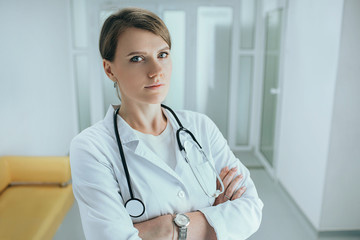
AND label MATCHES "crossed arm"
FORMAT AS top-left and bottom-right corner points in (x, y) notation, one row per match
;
(134, 166), (246, 240)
